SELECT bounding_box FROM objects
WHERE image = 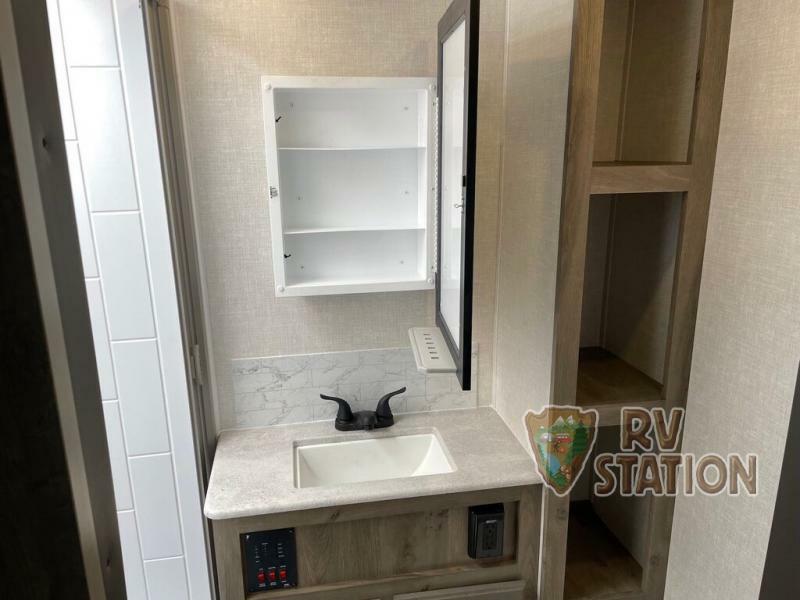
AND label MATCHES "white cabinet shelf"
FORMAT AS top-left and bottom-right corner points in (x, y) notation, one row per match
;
(281, 228), (430, 295)
(283, 276), (430, 297)
(278, 146), (425, 151)
(284, 226), (425, 235)
(263, 76), (435, 297)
